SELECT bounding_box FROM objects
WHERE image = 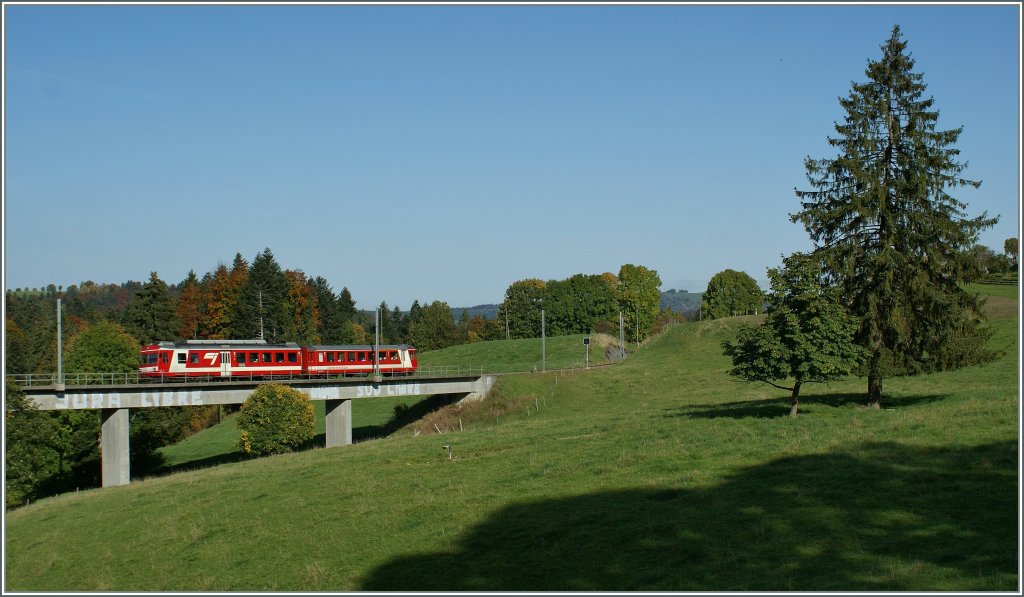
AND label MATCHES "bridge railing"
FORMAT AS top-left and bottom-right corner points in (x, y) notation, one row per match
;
(8, 366), (487, 388)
